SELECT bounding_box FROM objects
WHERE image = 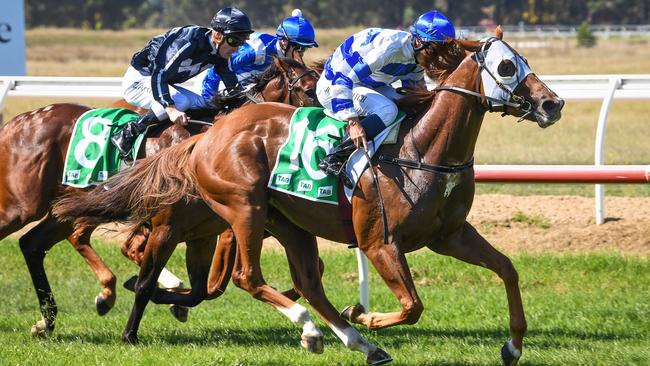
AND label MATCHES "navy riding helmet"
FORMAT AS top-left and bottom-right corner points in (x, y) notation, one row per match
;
(410, 10), (455, 44)
(276, 9), (318, 47)
(210, 7), (254, 36)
